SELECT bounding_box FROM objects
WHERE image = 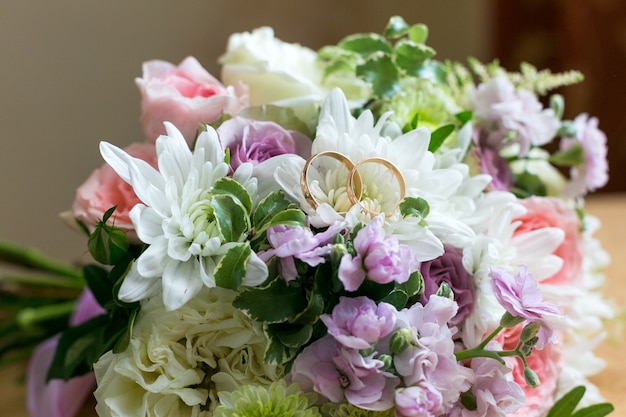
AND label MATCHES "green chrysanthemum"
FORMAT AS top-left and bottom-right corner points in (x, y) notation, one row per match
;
(214, 381), (321, 417)
(320, 403), (395, 417)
